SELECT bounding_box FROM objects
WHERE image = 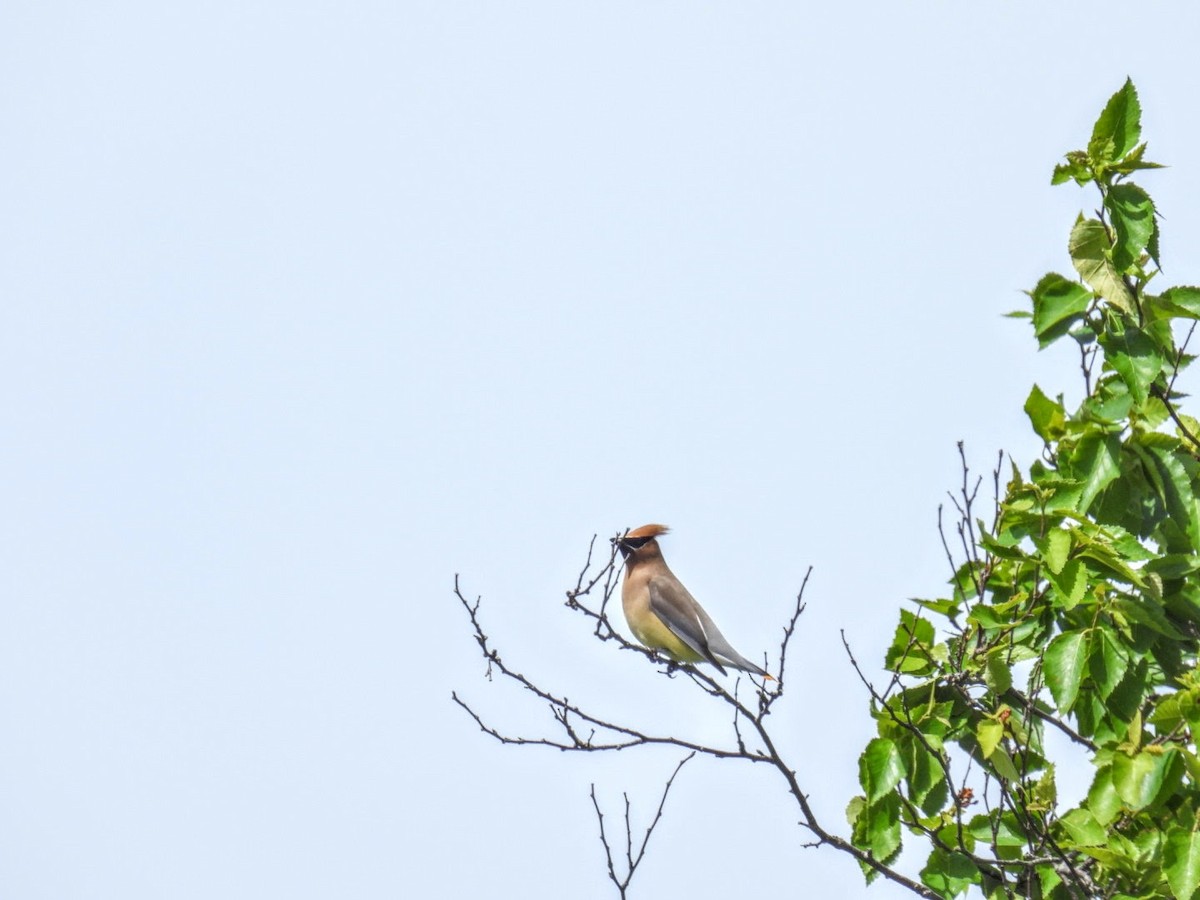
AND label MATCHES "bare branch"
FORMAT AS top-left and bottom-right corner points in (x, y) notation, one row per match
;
(589, 753), (694, 899)
(454, 540), (942, 899)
